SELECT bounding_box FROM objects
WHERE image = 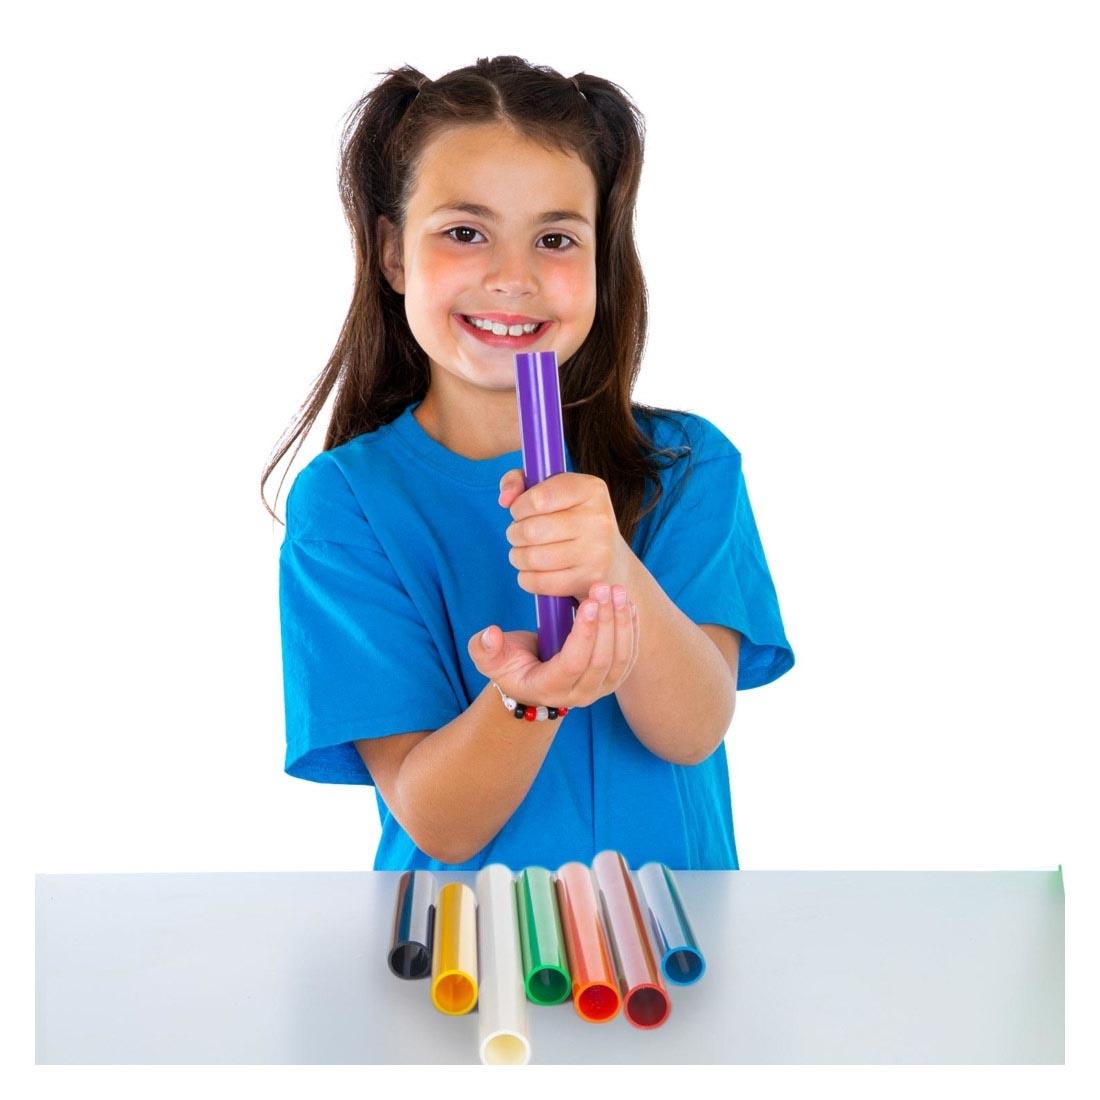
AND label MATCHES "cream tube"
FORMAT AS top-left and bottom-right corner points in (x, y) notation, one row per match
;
(475, 864), (532, 1065)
